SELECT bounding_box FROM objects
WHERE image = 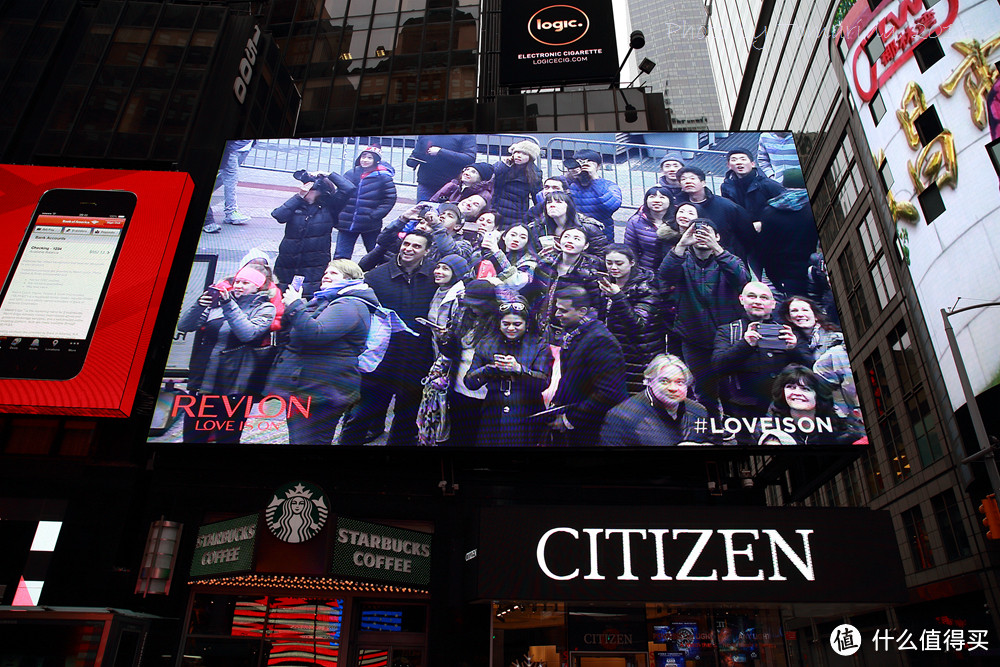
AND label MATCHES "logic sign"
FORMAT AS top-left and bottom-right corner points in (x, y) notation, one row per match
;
(500, 0), (619, 86)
